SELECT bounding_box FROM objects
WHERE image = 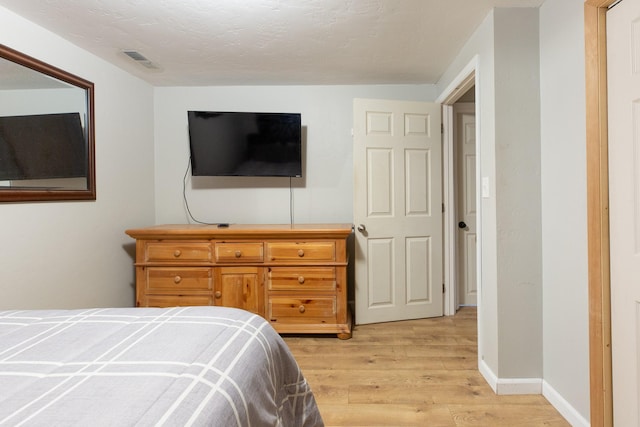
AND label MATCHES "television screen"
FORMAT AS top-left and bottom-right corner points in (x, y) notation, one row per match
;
(187, 111), (302, 177)
(0, 112), (86, 181)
